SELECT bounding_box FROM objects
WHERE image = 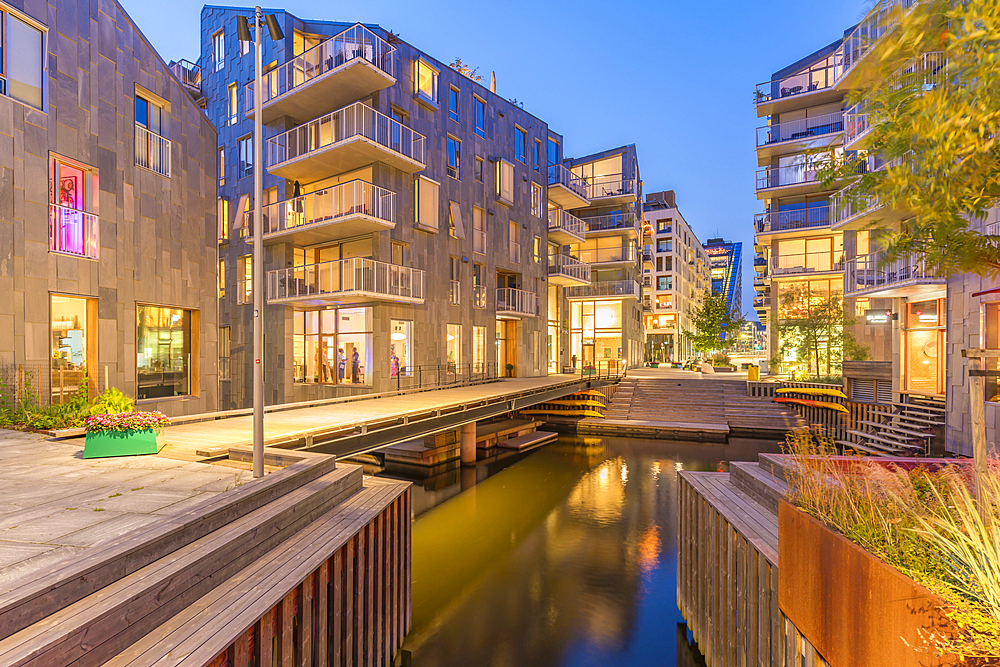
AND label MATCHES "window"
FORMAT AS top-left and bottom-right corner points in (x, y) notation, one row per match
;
(449, 87), (459, 122)
(136, 94), (168, 176)
(2, 11), (44, 110)
(473, 96), (486, 137)
(547, 138), (559, 165)
(293, 307), (373, 385)
(657, 238), (672, 253)
(218, 259), (226, 298)
(390, 320), (411, 377)
(218, 146), (225, 186)
(475, 156), (484, 183)
(237, 254), (252, 303)
(449, 256), (461, 304)
(533, 236), (541, 263)
(531, 183), (543, 218)
(213, 29), (225, 71)
(447, 324), (461, 369)
(515, 127), (527, 163)
(657, 218), (671, 233)
(228, 83), (238, 125)
(447, 135), (461, 179)
(496, 160), (514, 205)
(473, 326), (486, 370)
(137, 305), (192, 399)
(473, 207), (486, 254)
(237, 135), (253, 178)
(49, 156), (98, 259)
(448, 201), (466, 239)
(415, 176), (440, 232)
(135, 95), (162, 135)
(508, 221), (519, 263)
(473, 263), (485, 308)
(533, 140), (541, 171)
(219, 326), (231, 380)
(218, 197), (229, 242)
(415, 58), (438, 104)
(657, 275), (673, 291)
(392, 242), (405, 265)
(50, 295), (95, 403)
(240, 32), (250, 56)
